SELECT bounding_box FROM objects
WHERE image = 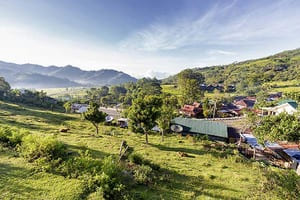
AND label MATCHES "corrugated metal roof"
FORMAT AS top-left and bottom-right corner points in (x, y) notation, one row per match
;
(241, 134), (263, 150)
(284, 149), (300, 164)
(171, 117), (228, 138)
(278, 99), (298, 109)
